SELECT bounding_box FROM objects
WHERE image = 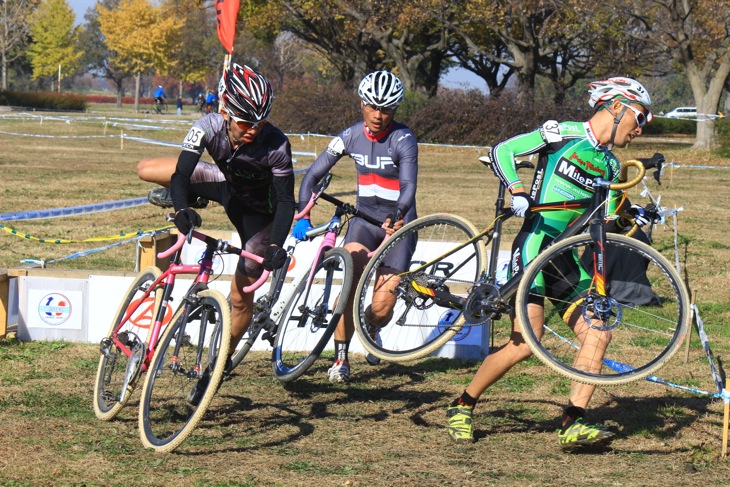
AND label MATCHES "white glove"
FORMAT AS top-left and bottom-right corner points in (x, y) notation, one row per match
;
(626, 204), (660, 227)
(510, 193), (534, 218)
